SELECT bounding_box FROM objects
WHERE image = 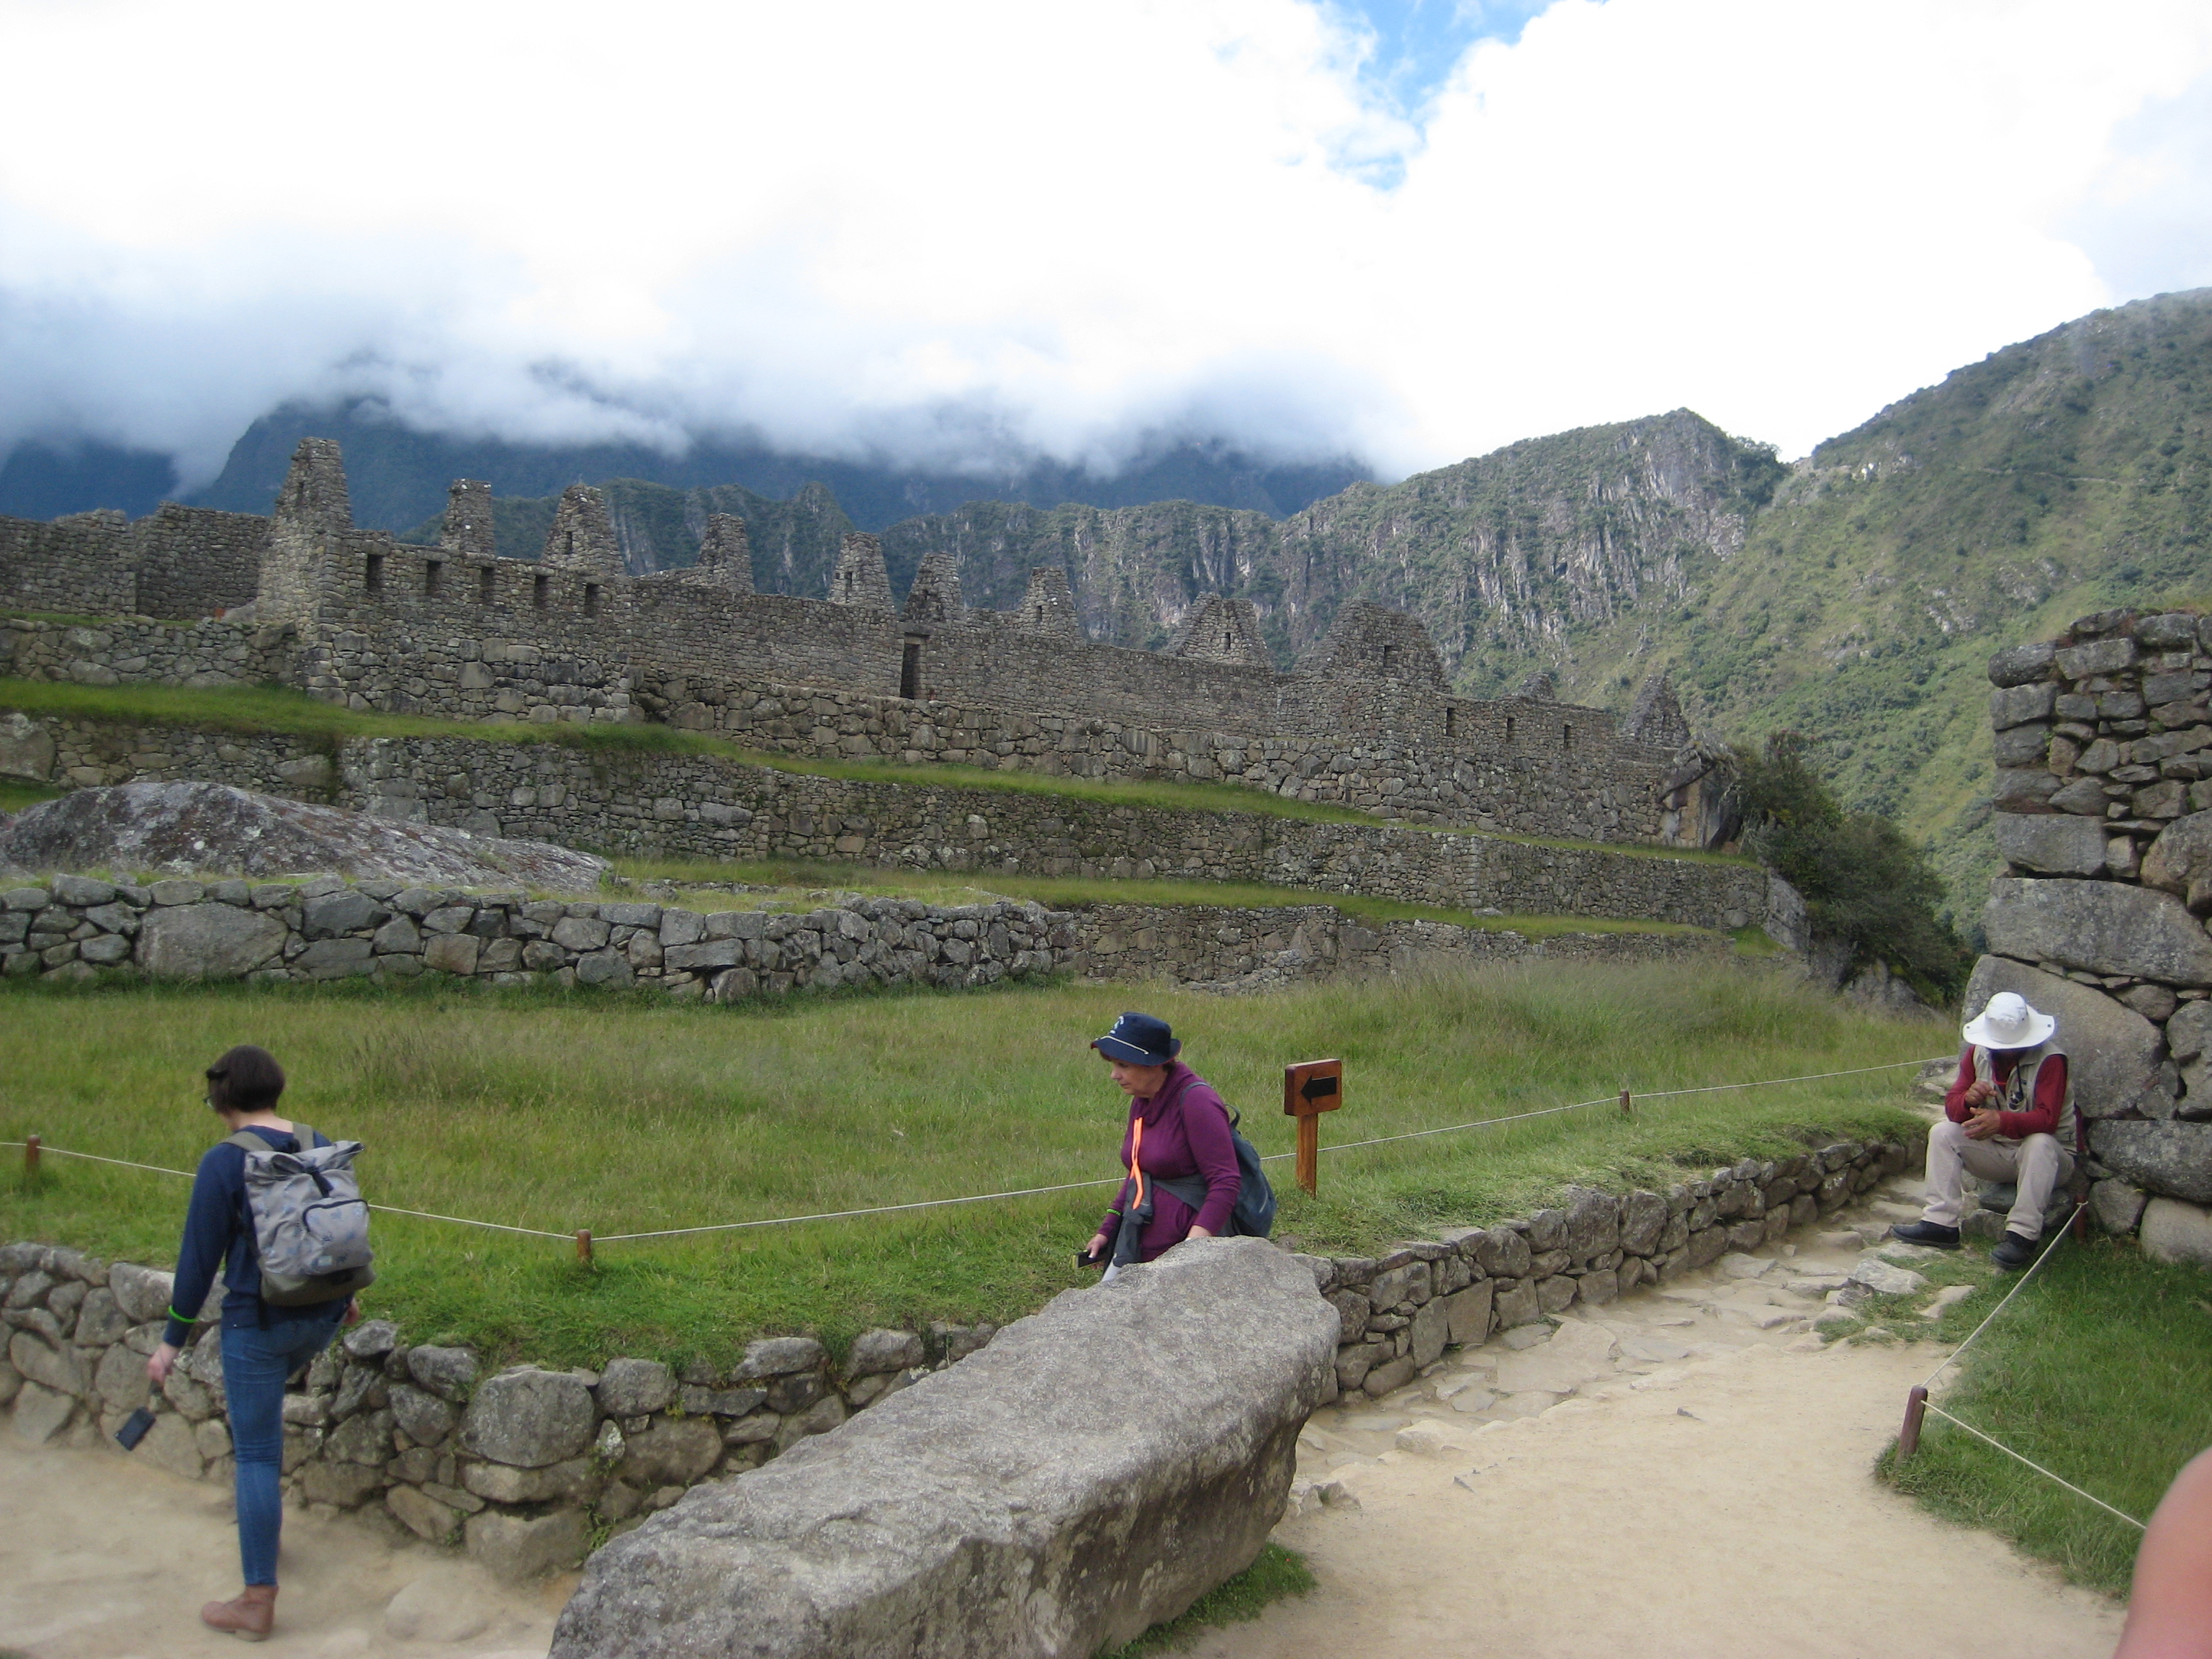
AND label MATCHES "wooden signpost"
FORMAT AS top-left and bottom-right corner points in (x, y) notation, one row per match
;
(1282, 1058), (1344, 1196)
